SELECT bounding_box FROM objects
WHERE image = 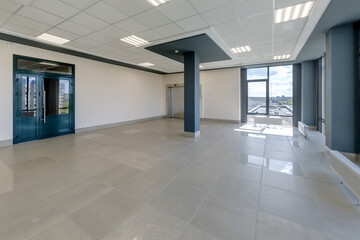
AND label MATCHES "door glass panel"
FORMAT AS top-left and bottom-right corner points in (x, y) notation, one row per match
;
(45, 78), (70, 115)
(22, 76), (37, 117)
(248, 81), (267, 114)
